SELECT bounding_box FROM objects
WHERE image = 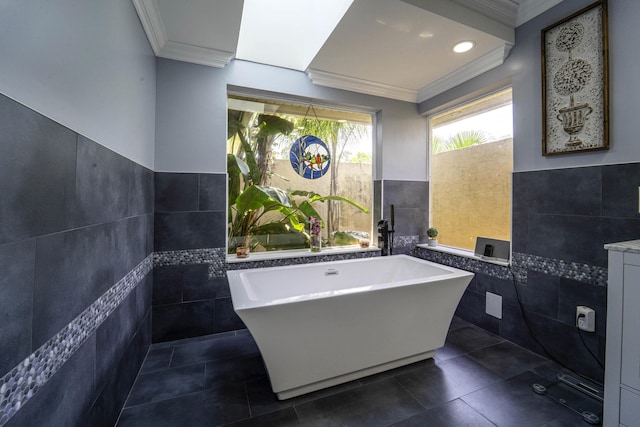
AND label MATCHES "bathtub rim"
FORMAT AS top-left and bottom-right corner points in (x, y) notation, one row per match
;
(227, 254), (473, 311)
